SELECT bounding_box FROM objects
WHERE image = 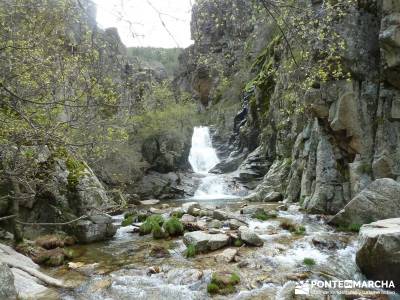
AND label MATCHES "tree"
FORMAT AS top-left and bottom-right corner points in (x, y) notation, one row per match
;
(0, 0), (127, 243)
